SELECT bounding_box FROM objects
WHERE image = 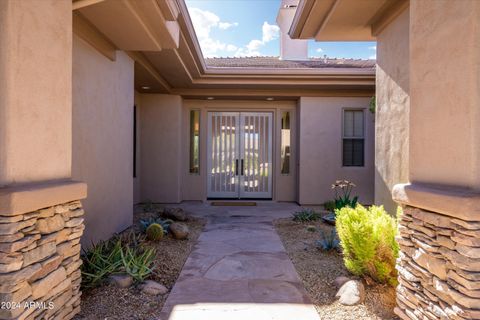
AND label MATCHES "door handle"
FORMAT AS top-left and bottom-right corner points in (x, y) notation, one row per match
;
(241, 159), (244, 176)
(235, 159), (239, 176)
